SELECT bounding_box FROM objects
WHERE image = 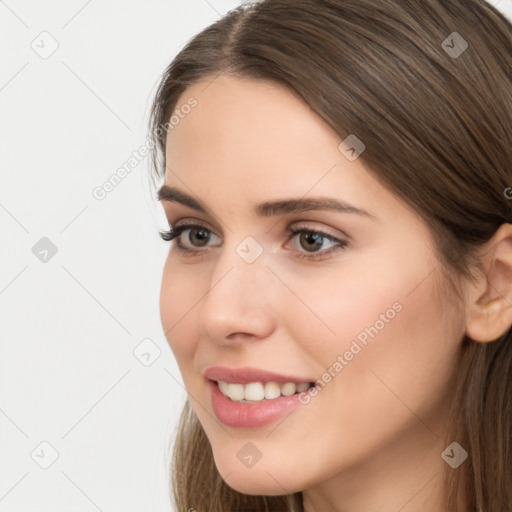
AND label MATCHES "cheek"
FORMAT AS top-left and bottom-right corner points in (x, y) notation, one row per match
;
(283, 253), (461, 416)
(285, 244), (452, 365)
(159, 256), (201, 363)
(304, 264), (461, 442)
(278, 255), (411, 363)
